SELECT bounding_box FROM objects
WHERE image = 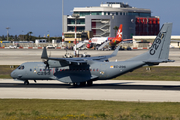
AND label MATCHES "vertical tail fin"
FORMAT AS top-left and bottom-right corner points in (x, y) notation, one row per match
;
(127, 23), (173, 63)
(115, 24), (123, 39)
(148, 23), (172, 61)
